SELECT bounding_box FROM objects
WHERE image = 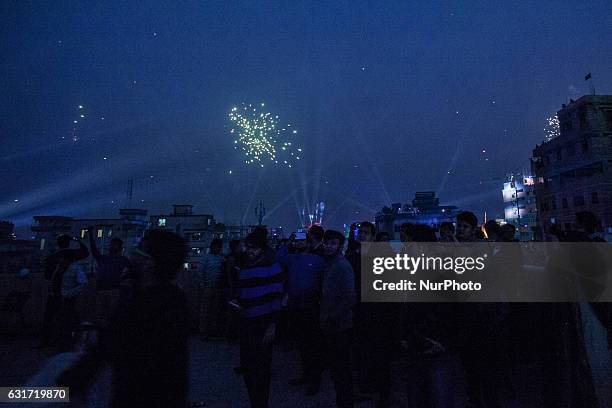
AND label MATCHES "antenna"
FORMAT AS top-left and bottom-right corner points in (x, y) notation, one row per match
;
(126, 179), (133, 208)
(255, 201), (266, 225)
